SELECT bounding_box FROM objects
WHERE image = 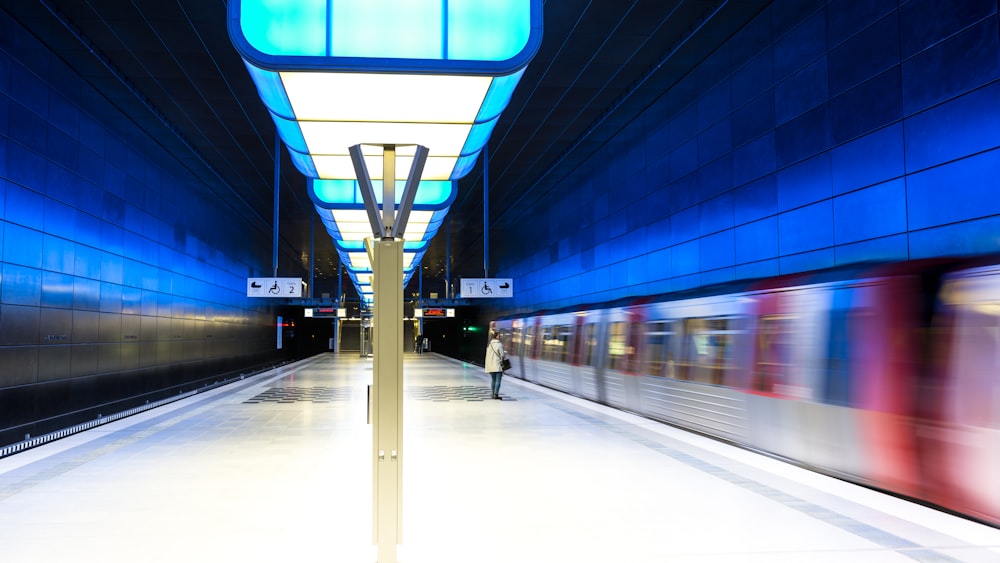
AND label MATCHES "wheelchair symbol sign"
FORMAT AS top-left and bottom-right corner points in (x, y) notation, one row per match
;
(247, 277), (303, 297)
(460, 278), (513, 298)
